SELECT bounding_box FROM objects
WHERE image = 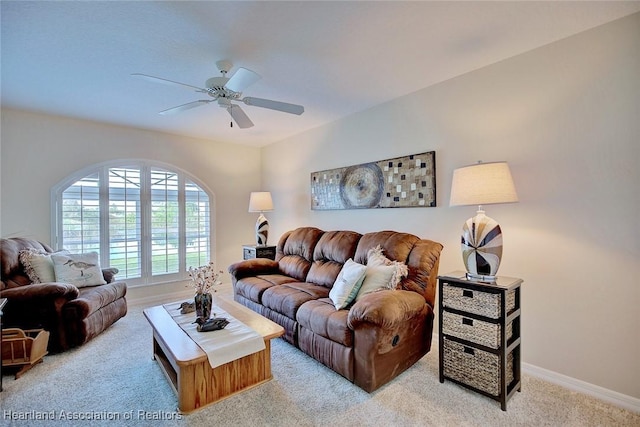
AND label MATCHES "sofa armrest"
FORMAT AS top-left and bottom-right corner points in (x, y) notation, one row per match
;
(228, 258), (280, 280)
(347, 290), (428, 330)
(0, 282), (79, 302)
(102, 268), (119, 284)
